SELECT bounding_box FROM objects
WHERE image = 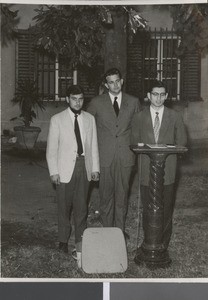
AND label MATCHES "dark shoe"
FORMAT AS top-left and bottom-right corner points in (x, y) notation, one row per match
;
(124, 231), (130, 240)
(71, 248), (77, 260)
(59, 242), (68, 254)
(71, 248), (82, 268)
